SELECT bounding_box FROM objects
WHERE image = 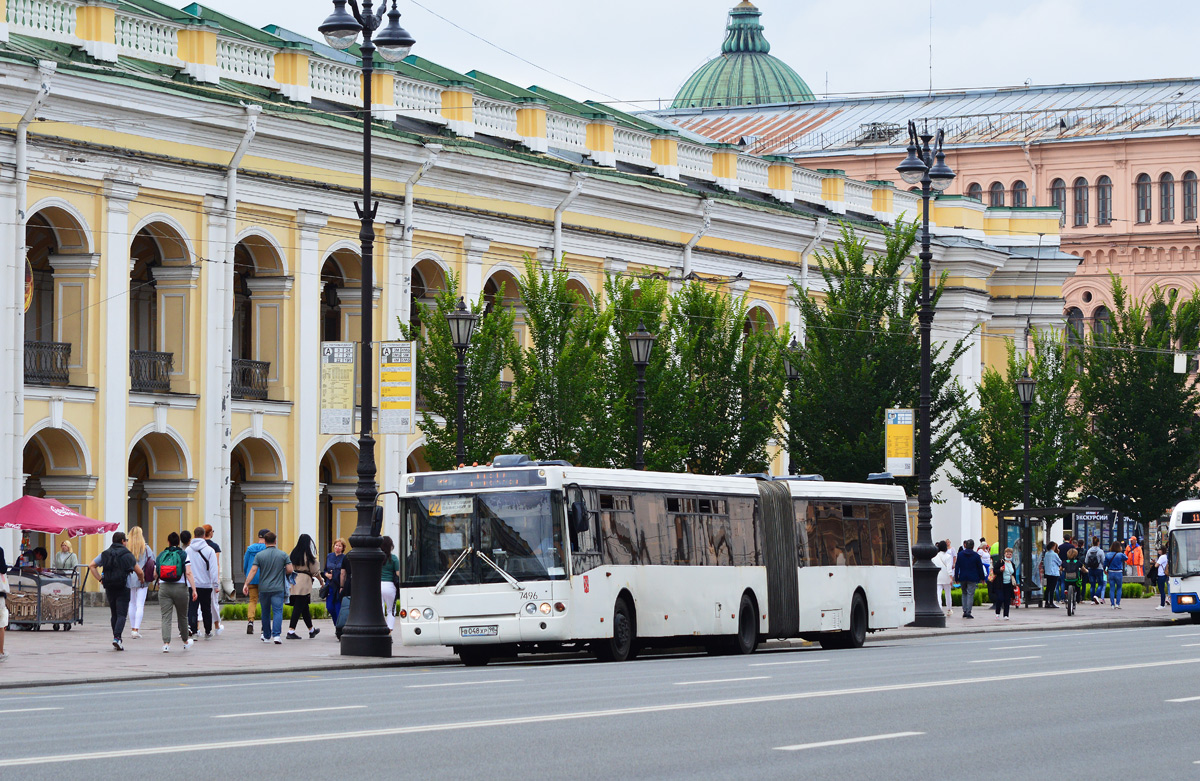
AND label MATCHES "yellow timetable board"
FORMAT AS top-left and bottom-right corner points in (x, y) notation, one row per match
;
(379, 341), (417, 435)
(884, 408), (914, 477)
